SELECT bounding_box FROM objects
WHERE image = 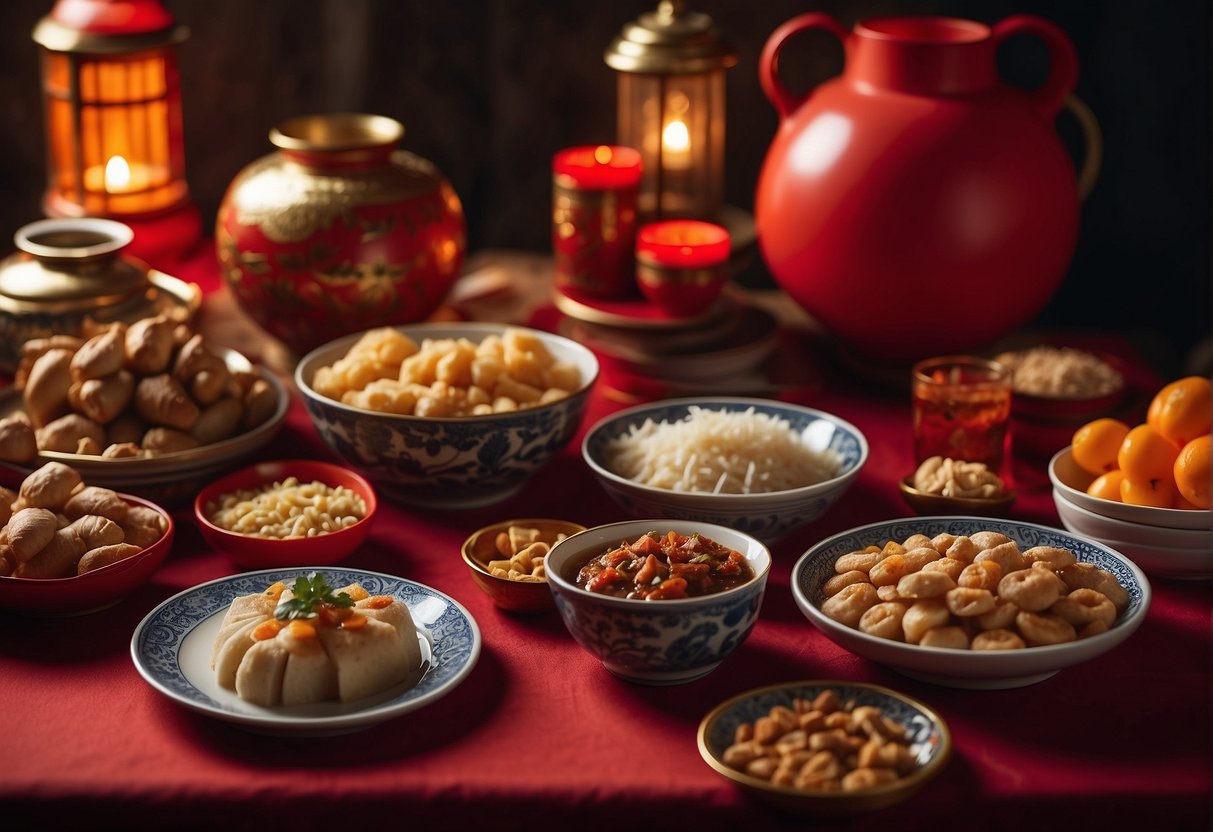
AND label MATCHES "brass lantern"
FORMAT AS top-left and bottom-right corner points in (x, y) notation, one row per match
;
(32, 0), (201, 264)
(605, 0), (738, 223)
